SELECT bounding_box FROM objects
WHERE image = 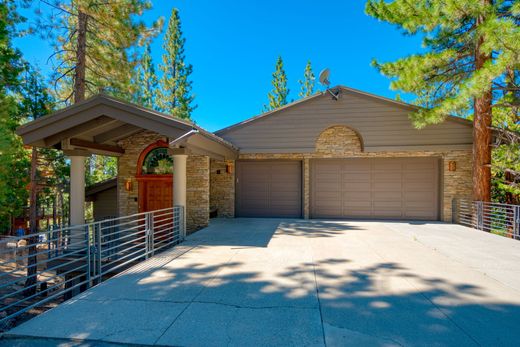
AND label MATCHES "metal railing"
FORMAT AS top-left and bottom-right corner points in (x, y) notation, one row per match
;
(0, 206), (184, 328)
(454, 200), (520, 240)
